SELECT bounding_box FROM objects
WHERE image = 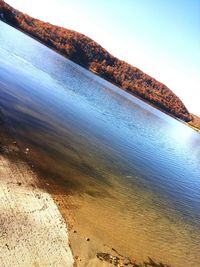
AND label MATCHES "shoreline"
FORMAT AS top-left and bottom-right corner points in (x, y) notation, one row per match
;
(0, 115), (172, 266)
(0, 122), (74, 266)
(0, 155), (171, 267)
(0, 127), (144, 266)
